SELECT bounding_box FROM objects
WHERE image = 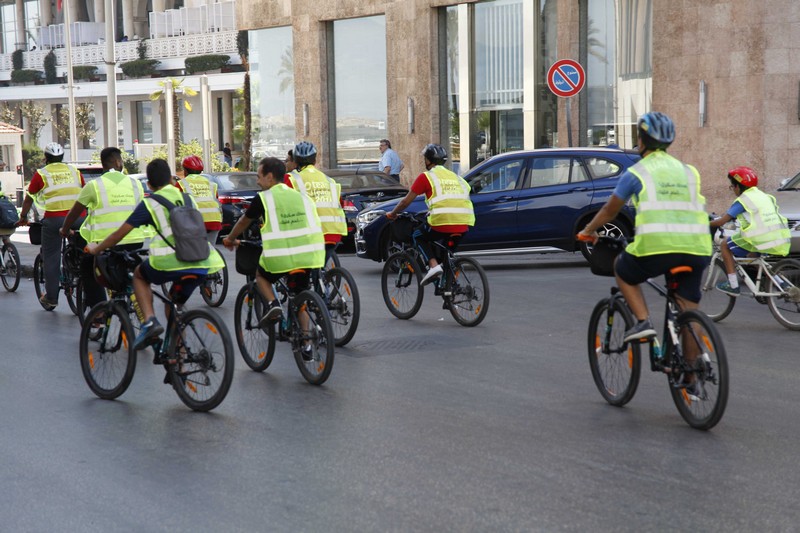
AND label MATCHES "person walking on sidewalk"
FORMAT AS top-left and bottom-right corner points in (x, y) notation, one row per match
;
(379, 139), (404, 182)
